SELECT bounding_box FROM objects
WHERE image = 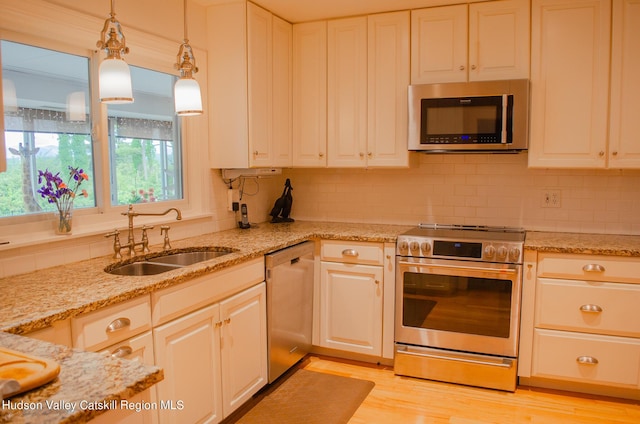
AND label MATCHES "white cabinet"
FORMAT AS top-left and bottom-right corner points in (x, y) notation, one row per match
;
(608, 0), (640, 168)
(528, 0), (611, 168)
(327, 17), (368, 168)
(367, 11), (410, 168)
(292, 21), (327, 167)
(208, 1), (292, 168)
(154, 304), (222, 424)
(154, 282), (267, 424)
(519, 251), (640, 400)
(317, 240), (388, 357)
(296, 12), (409, 169)
(411, 0), (529, 84)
